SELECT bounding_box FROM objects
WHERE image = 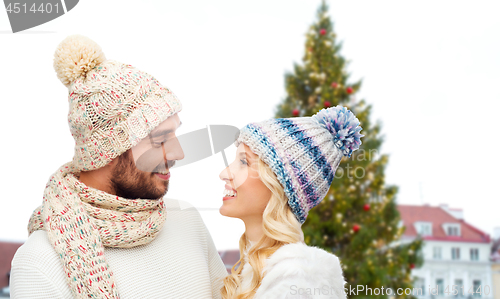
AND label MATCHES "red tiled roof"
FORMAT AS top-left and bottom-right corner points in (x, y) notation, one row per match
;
(397, 205), (490, 243)
(0, 241), (24, 288)
(218, 250), (240, 274)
